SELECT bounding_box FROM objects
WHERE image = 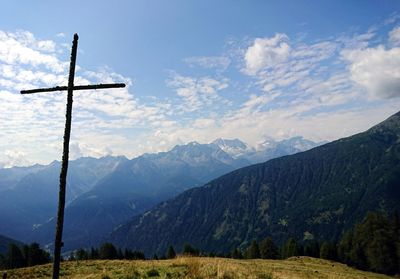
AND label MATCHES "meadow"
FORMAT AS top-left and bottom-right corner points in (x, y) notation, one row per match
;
(2, 256), (394, 279)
